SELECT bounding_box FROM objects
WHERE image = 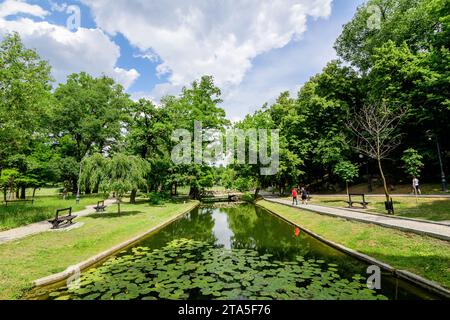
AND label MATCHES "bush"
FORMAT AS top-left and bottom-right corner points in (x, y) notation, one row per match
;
(241, 192), (256, 203)
(147, 192), (169, 205)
